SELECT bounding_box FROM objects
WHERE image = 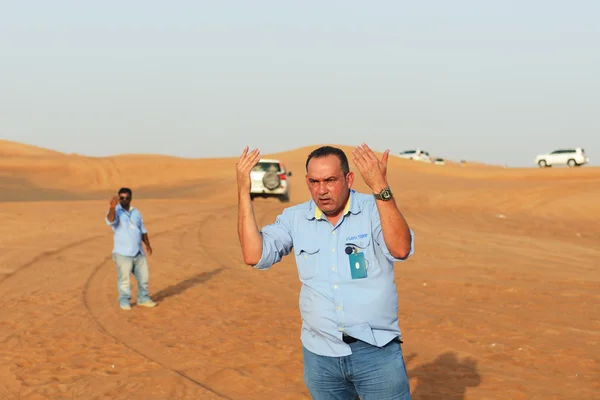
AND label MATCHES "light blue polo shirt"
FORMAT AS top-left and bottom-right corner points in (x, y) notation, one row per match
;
(105, 204), (148, 257)
(255, 189), (415, 357)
